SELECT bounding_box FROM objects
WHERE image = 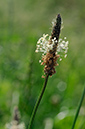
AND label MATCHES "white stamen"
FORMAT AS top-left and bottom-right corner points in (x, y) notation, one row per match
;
(39, 60), (41, 63)
(60, 58), (62, 61)
(35, 34), (69, 63)
(64, 54), (67, 58)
